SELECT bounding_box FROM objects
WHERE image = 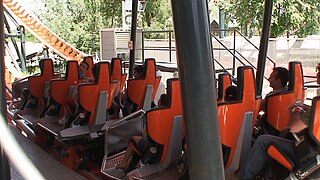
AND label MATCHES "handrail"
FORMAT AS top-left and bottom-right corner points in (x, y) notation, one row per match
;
(234, 29), (276, 67)
(102, 109), (145, 131)
(213, 58), (235, 79)
(211, 35), (247, 66)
